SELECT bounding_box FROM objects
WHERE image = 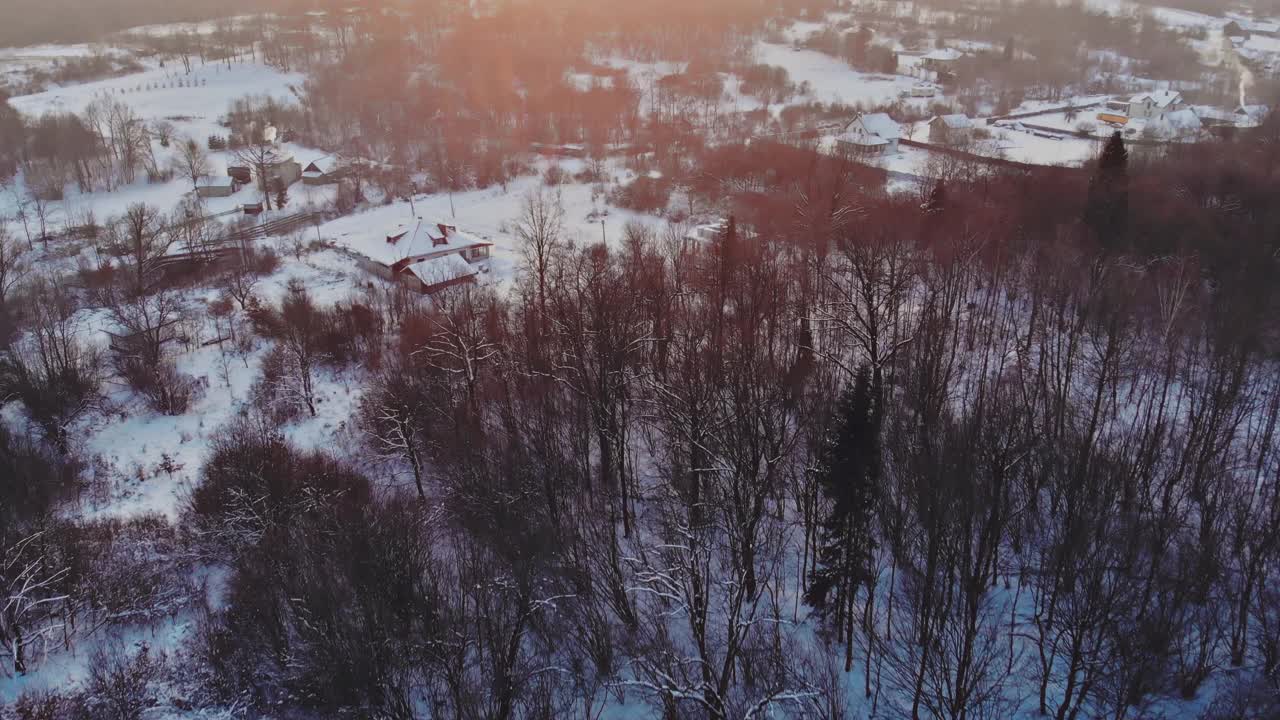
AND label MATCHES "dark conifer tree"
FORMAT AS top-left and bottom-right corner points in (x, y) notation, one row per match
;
(925, 179), (946, 212)
(1085, 131), (1129, 251)
(273, 179), (290, 210)
(806, 365), (880, 671)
